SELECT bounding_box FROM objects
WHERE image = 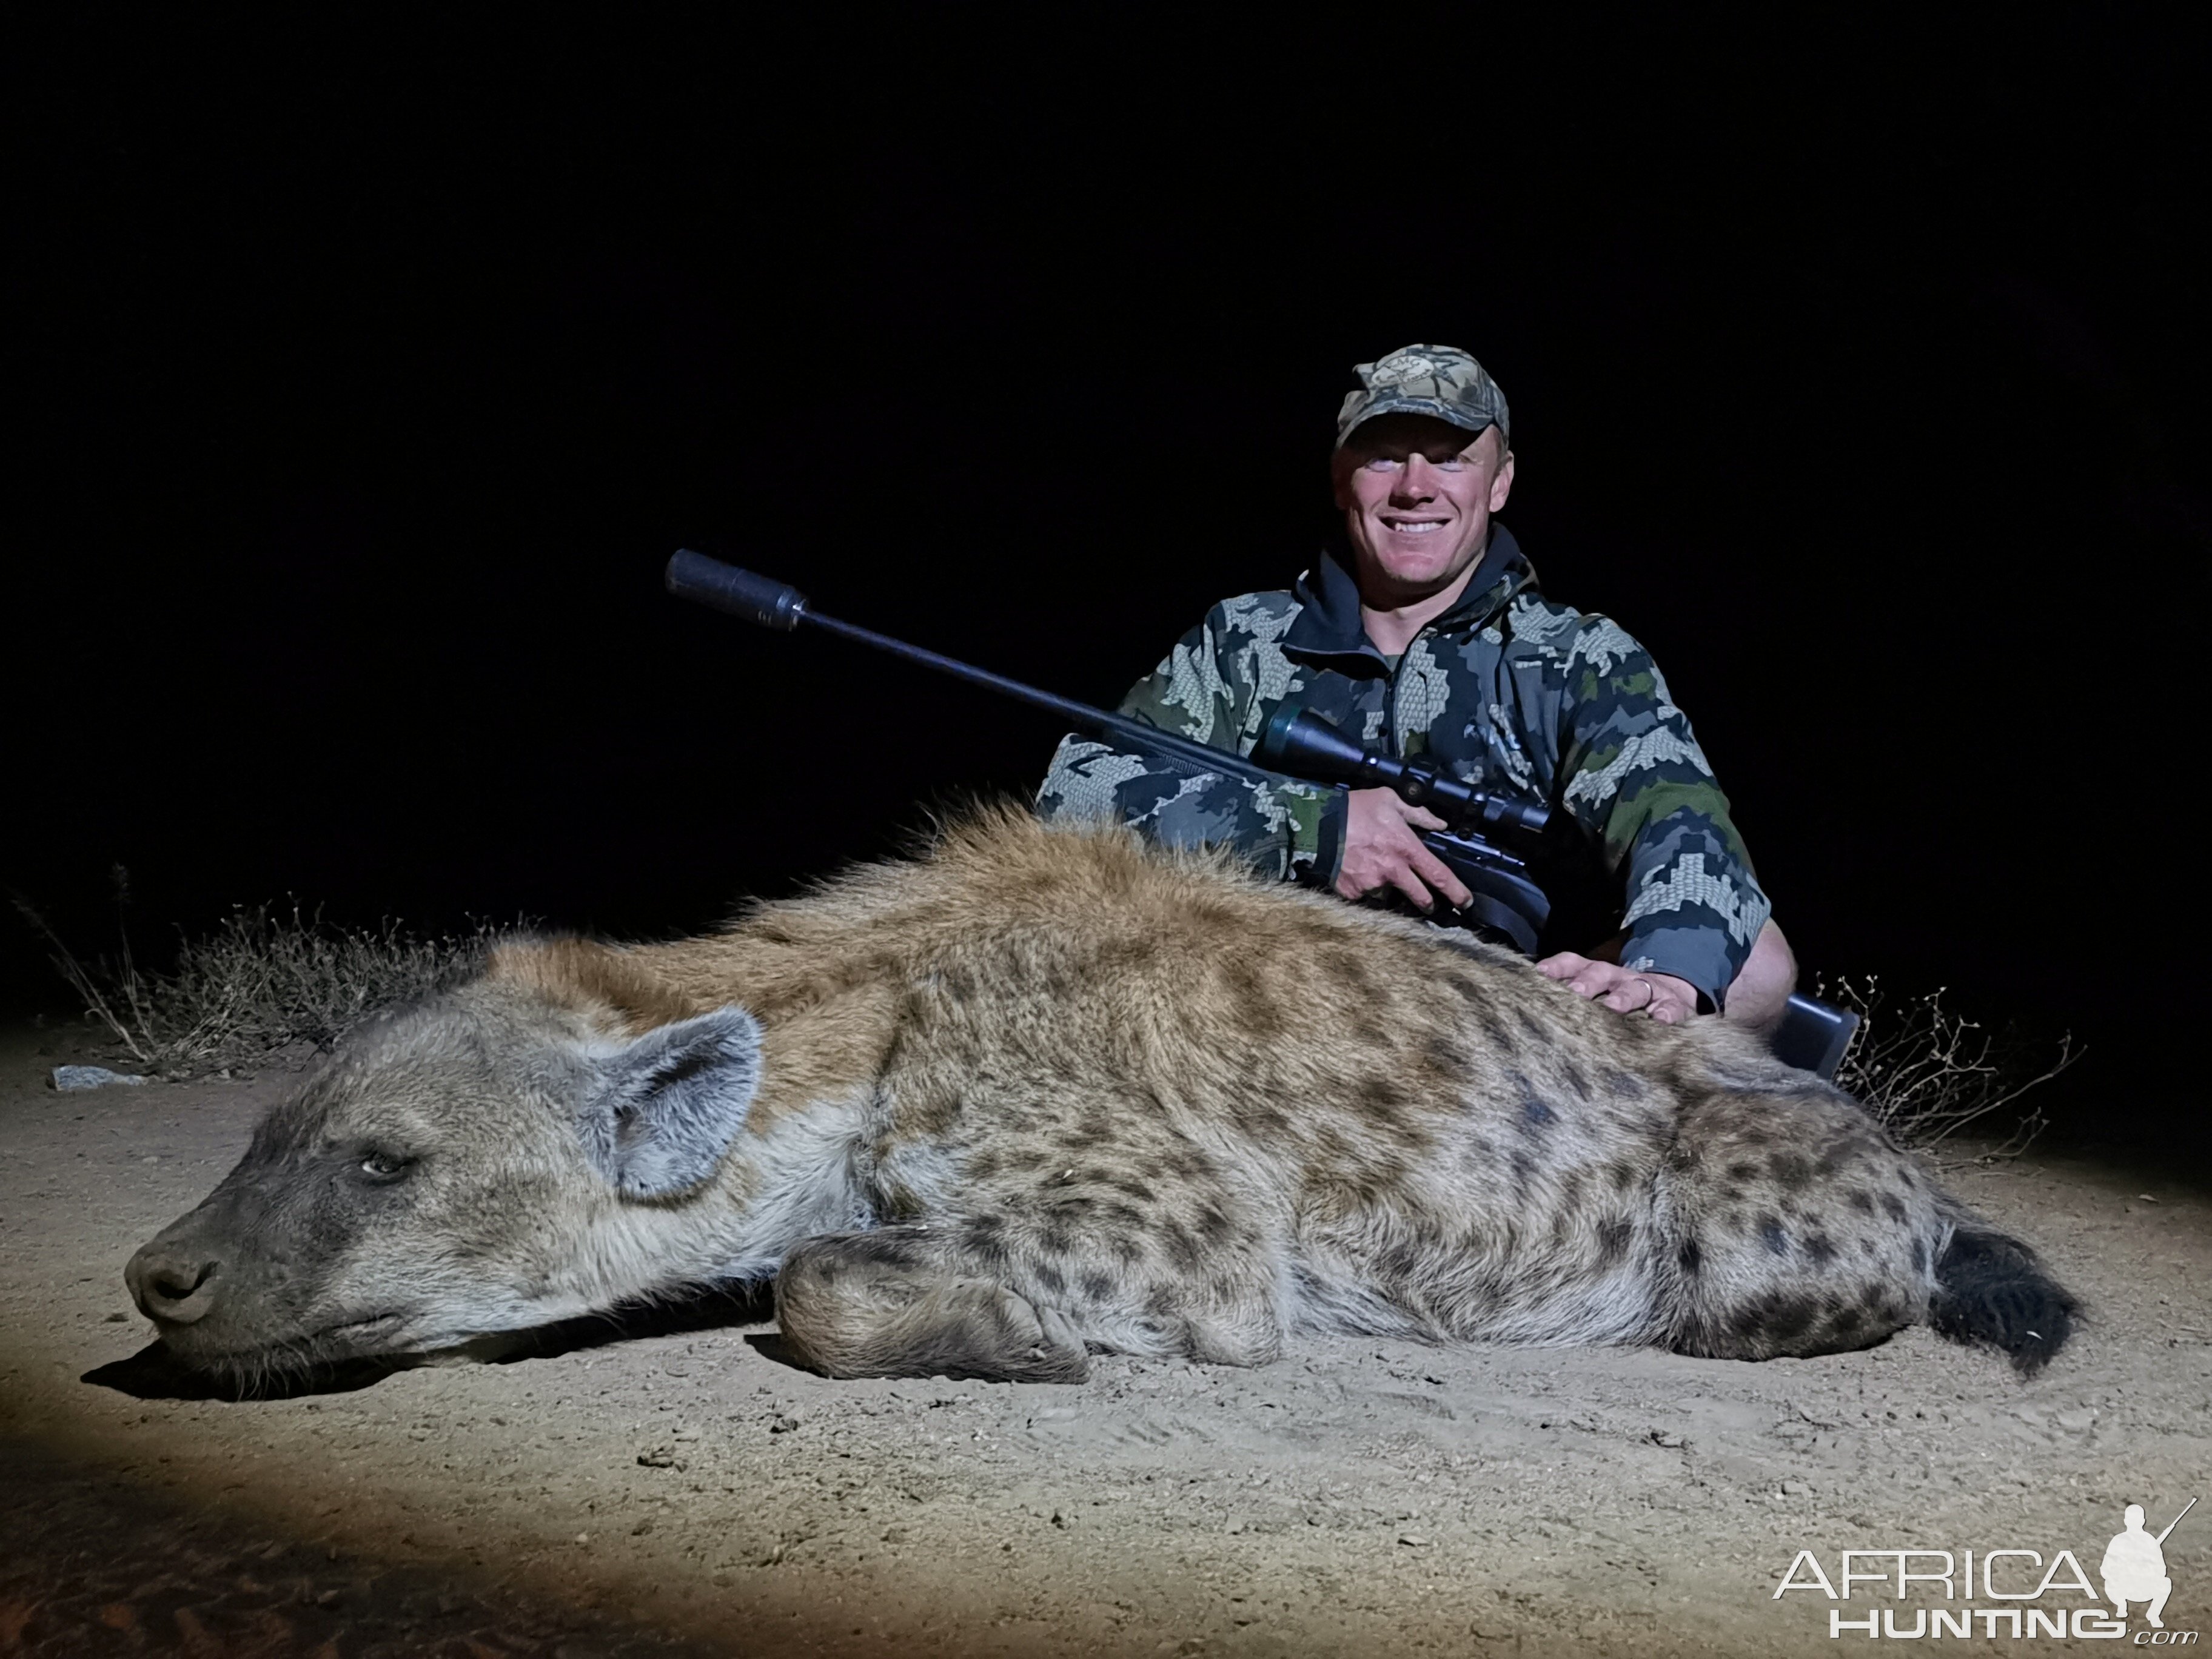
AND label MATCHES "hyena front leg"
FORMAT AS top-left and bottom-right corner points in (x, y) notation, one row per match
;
(774, 1225), (1092, 1382)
